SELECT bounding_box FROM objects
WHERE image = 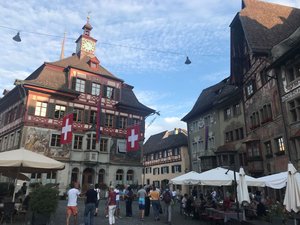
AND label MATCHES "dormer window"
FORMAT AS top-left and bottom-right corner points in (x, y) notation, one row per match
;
(91, 62), (97, 69)
(88, 57), (100, 69)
